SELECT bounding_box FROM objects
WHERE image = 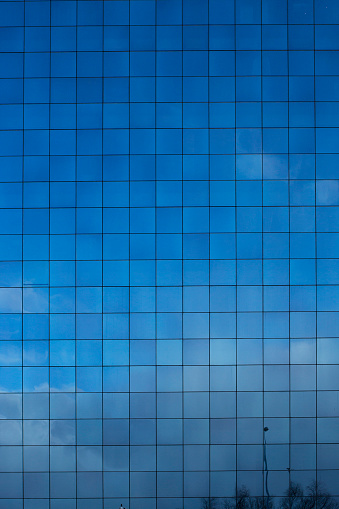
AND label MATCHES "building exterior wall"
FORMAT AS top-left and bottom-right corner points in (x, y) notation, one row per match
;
(0, 0), (338, 508)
